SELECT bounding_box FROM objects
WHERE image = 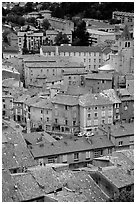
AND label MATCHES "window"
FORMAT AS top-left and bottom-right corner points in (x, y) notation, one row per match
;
(101, 119), (105, 124)
(41, 117), (43, 121)
(84, 53), (86, 56)
(84, 59), (86, 62)
(62, 155), (67, 163)
(94, 119), (98, 125)
(10, 99), (13, 102)
(94, 106), (98, 110)
(102, 111), (105, 117)
(65, 120), (68, 125)
(88, 107), (91, 111)
(41, 110), (43, 114)
(102, 80), (105, 83)
(108, 118), (112, 124)
(41, 69), (43, 73)
(128, 42), (130, 47)
(89, 65), (91, 69)
(108, 110), (113, 116)
(119, 141), (123, 146)
(55, 118), (58, 123)
(125, 42), (127, 47)
(48, 157), (57, 163)
(46, 110), (48, 114)
(3, 104), (6, 108)
(89, 59), (91, 63)
(94, 59), (96, 63)
(94, 65), (96, 69)
(73, 121), (76, 126)
(94, 112), (98, 117)
(88, 113), (91, 118)
(86, 151), (91, 159)
(79, 52), (81, 56)
(2, 99), (5, 103)
(74, 153), (79, 161)
(65, 105), (68, 110)
(47, 117), (49, 122)
(69, 76), (71, 79)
